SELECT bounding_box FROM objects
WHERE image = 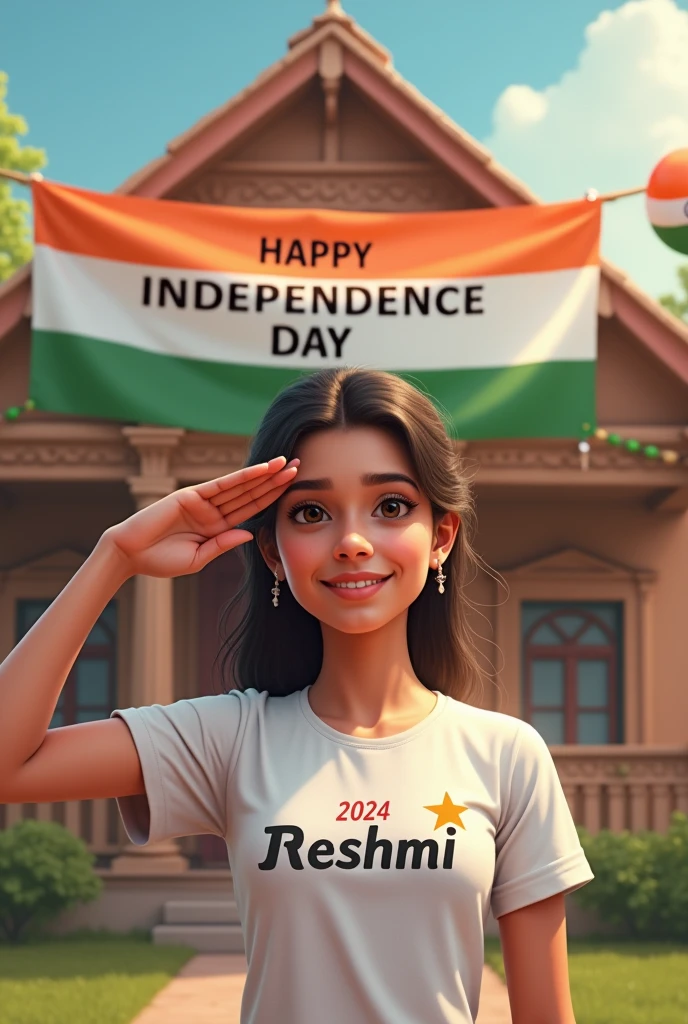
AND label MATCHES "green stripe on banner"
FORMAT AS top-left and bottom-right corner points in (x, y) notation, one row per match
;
(30, 330), (596, 440)
(652, 224), (688, 255)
